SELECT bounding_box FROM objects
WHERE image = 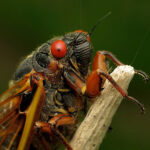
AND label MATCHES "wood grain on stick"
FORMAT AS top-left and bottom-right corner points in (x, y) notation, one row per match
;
(69, 65), (135, 150)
